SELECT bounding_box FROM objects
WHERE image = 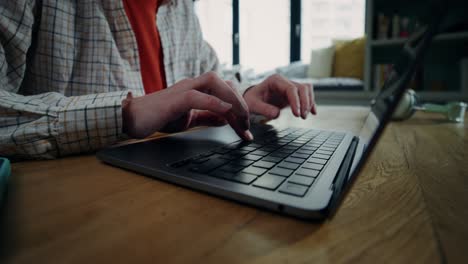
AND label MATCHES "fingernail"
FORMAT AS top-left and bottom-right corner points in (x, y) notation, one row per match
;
(296, 107), (300, 116)
(220, 101), (232, 110)
(244, 130), (254, 141)
(303, 108), (309, 119)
